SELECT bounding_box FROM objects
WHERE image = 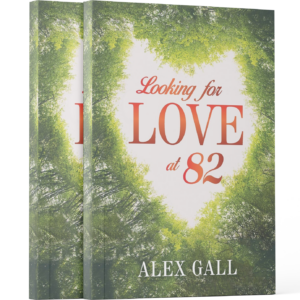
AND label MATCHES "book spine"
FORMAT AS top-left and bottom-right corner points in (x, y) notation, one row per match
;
(29, 1), (84, 298)
(83, 0), (105, 300)
(29, 1), (39, 298)
(83, 1), (94, 299)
